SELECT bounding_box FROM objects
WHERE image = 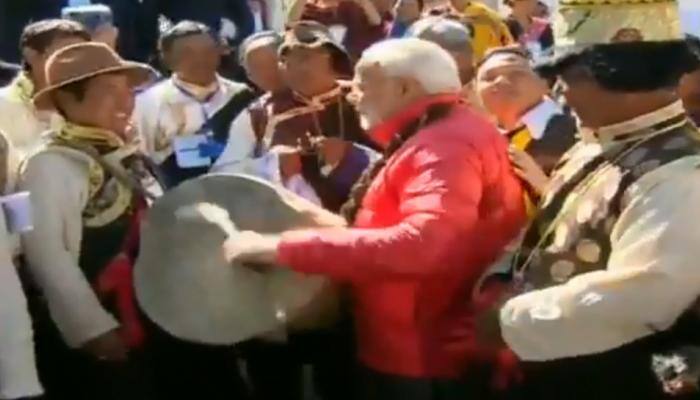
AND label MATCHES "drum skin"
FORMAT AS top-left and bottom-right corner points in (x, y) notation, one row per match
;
(135, 173), (343, 345)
